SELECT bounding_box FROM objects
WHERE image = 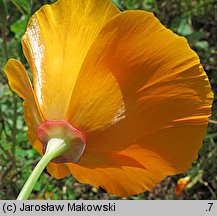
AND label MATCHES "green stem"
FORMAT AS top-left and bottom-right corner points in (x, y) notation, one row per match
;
(1, 25), (8, 60)
(153, 0), (159, 13)
(12, 95), (18, 166)
(17, 138), (69, 200)
(11, 0), (25, 15)
(17, 153), (52, 200)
